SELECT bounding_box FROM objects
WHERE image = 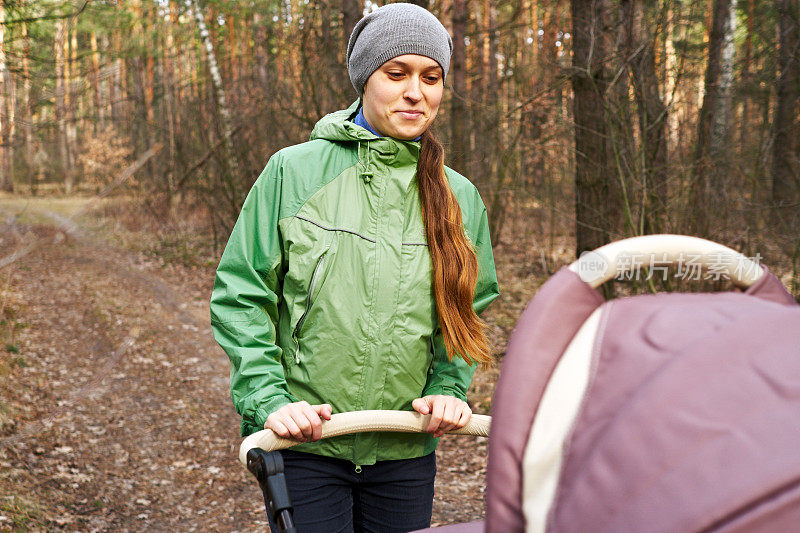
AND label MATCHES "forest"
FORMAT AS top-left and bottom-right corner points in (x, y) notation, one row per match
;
(0, 0), (799, 528)
(0, 0), (797, 287)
